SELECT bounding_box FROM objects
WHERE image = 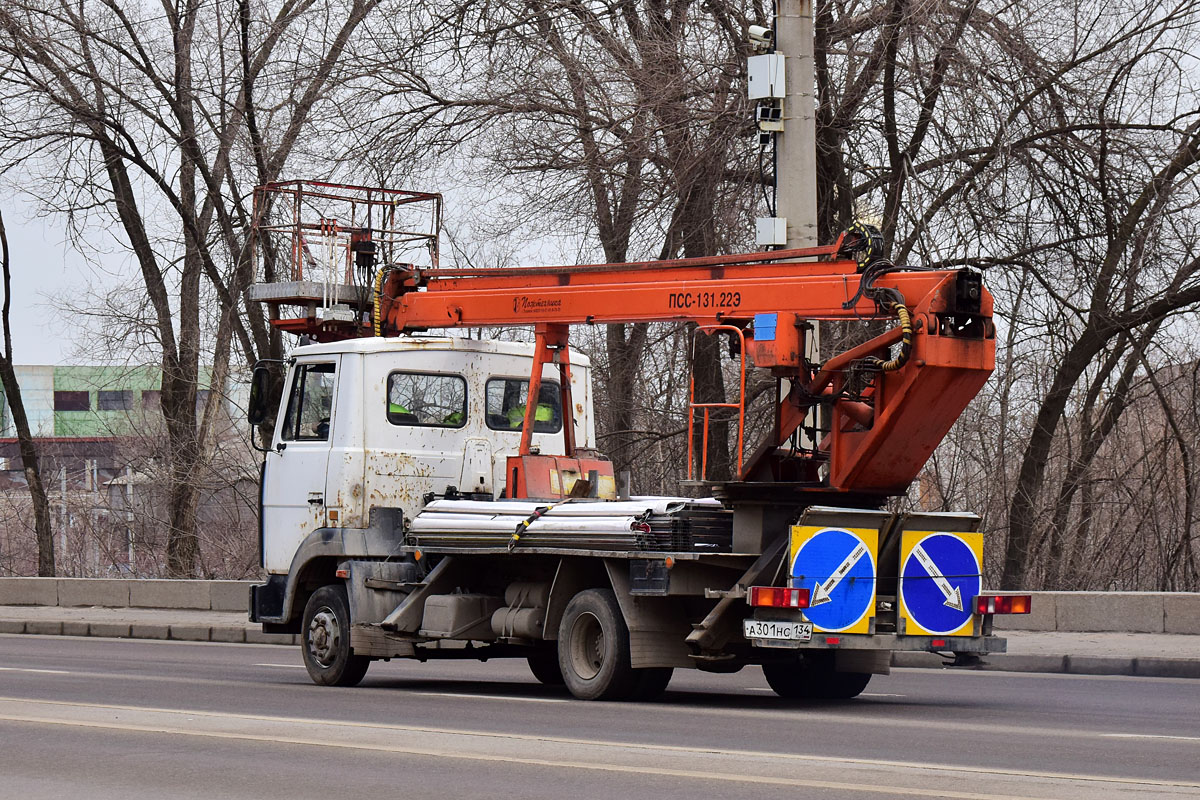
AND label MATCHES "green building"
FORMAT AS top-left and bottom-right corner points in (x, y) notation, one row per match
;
(0, 365), (214, 438)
